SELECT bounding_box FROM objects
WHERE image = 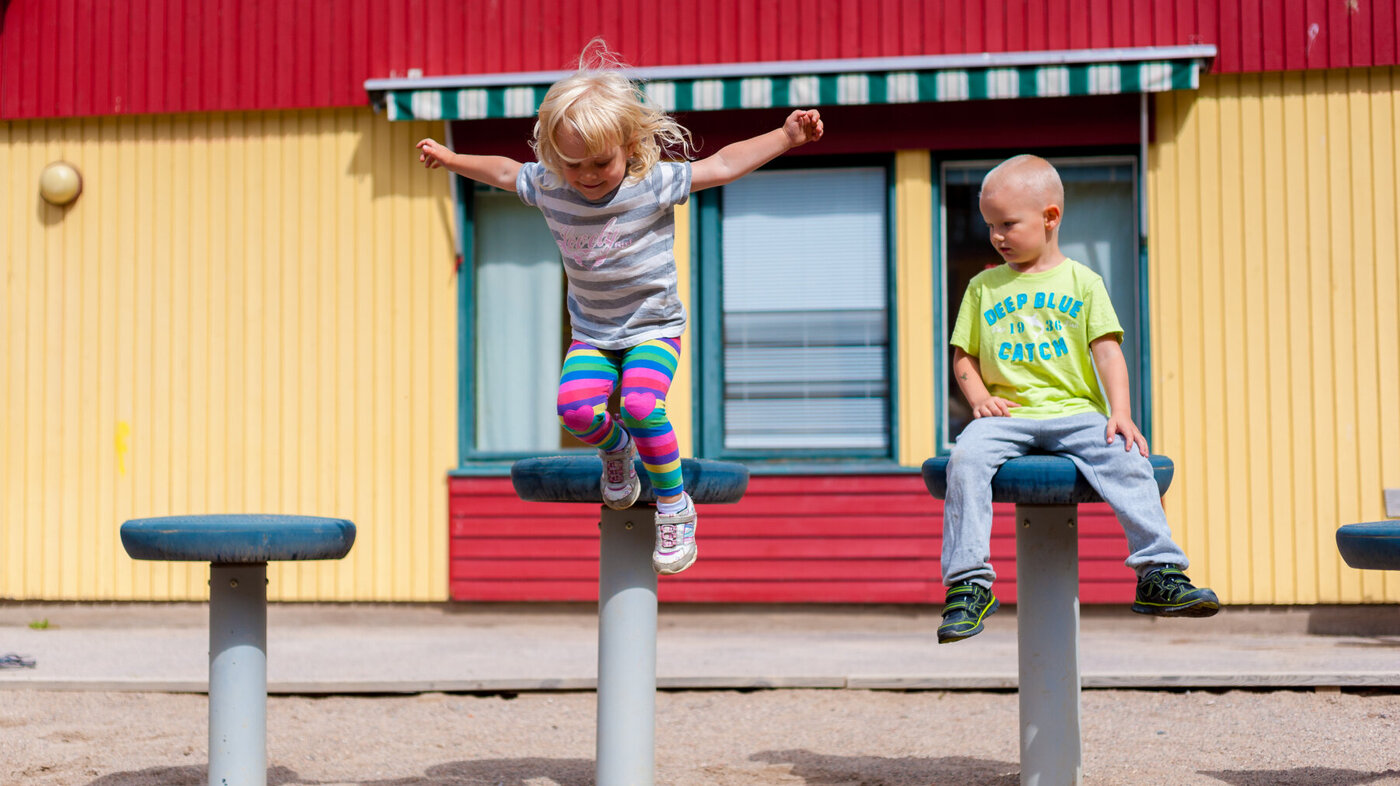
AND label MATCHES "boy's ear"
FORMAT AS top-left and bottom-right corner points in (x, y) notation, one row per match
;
(1043, 204), (1062, 229)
